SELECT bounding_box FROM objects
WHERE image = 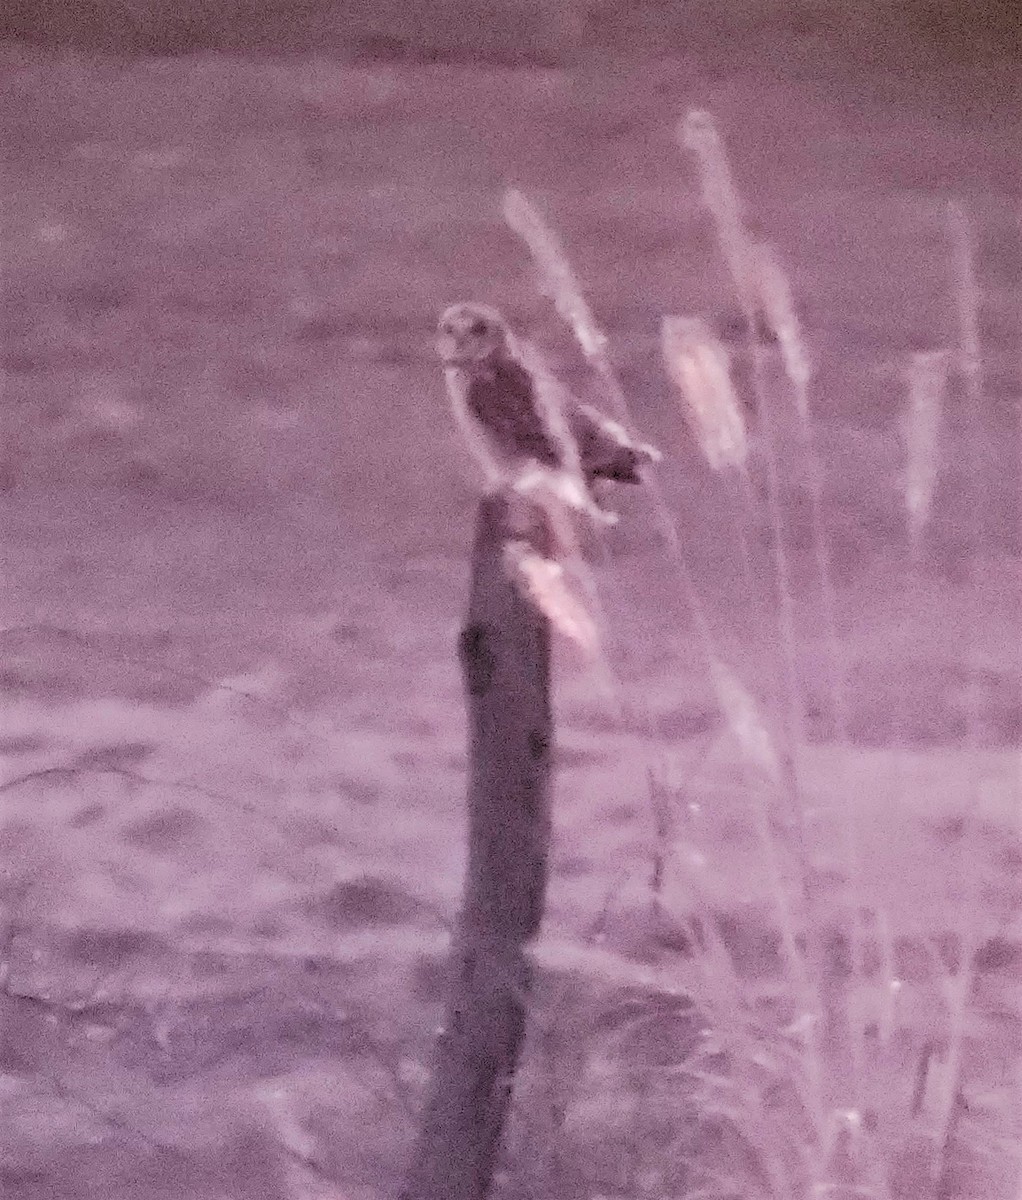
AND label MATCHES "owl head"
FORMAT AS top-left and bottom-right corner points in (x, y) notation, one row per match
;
(436, 302), (513, 369)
